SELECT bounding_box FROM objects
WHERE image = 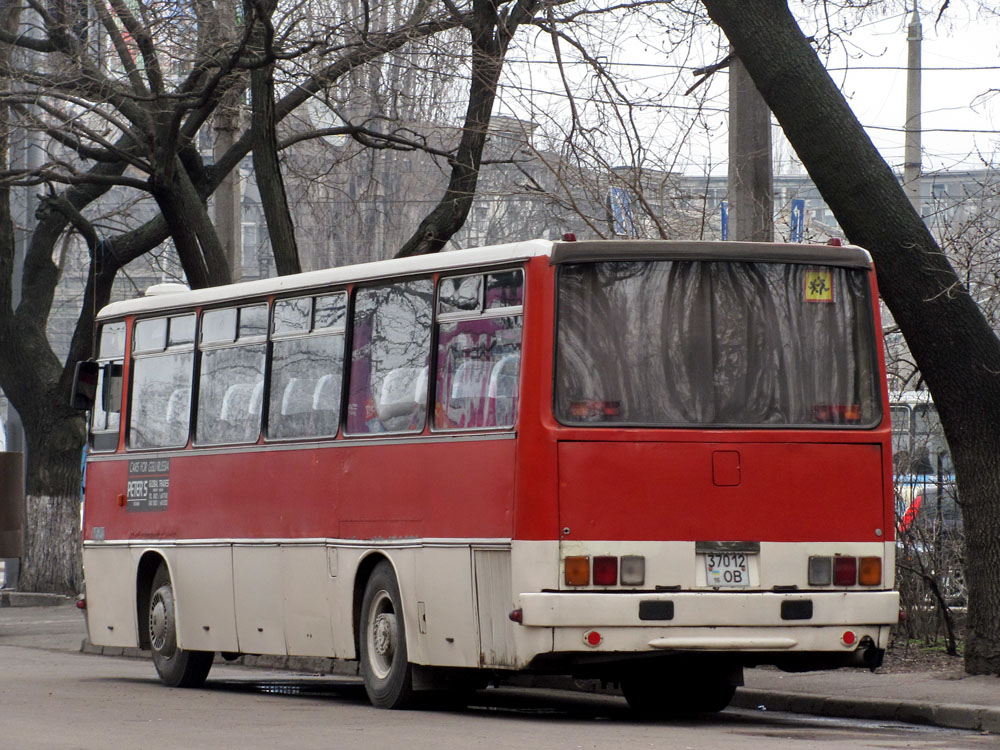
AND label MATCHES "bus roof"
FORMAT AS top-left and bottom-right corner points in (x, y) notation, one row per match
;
(97, 239), (552, 320)
(96, 238), (873, 320)
(551, 240), (872, 268)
